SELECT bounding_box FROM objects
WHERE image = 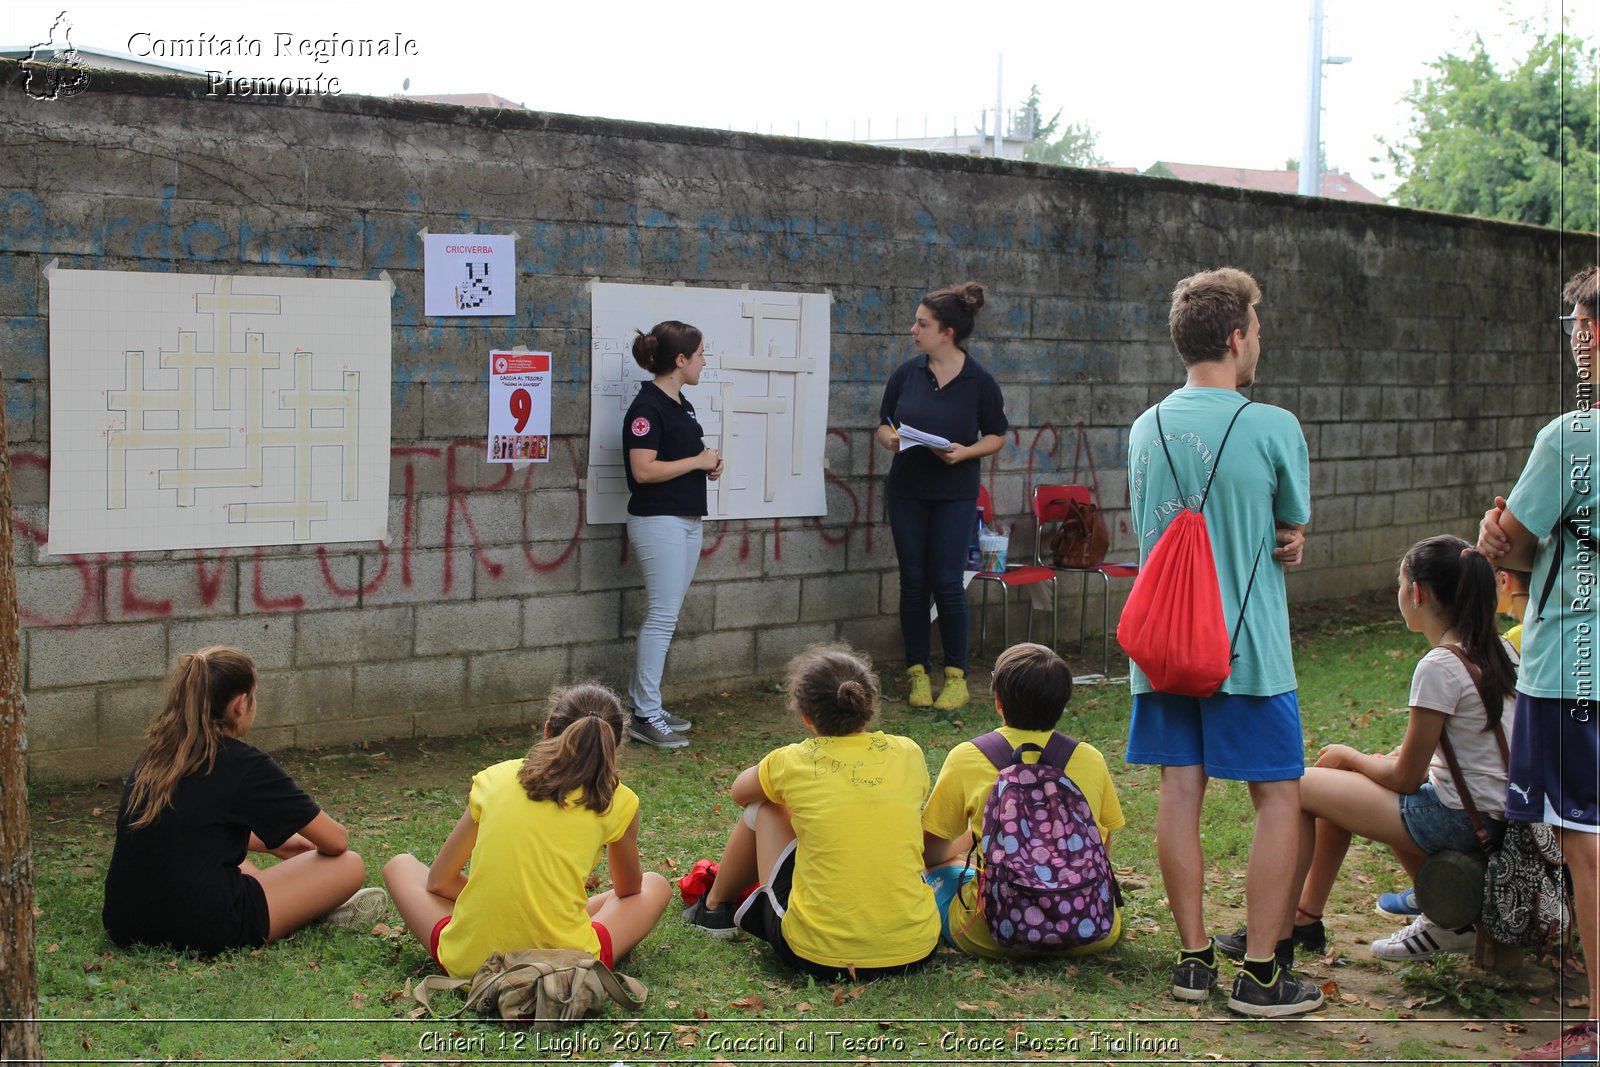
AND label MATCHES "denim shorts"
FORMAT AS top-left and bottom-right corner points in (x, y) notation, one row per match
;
(1399, 781), (1503, 854)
